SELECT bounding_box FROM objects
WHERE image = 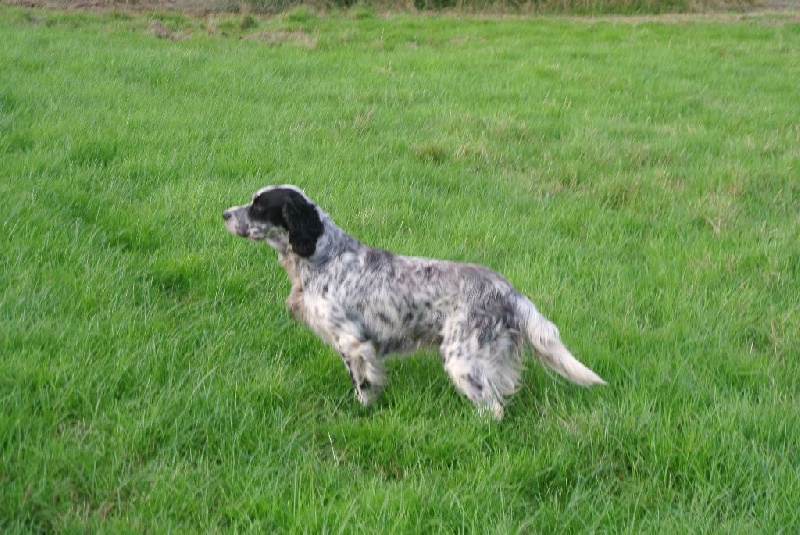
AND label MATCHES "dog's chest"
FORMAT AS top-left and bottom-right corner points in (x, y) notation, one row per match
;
(295, 292), (347, 347)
